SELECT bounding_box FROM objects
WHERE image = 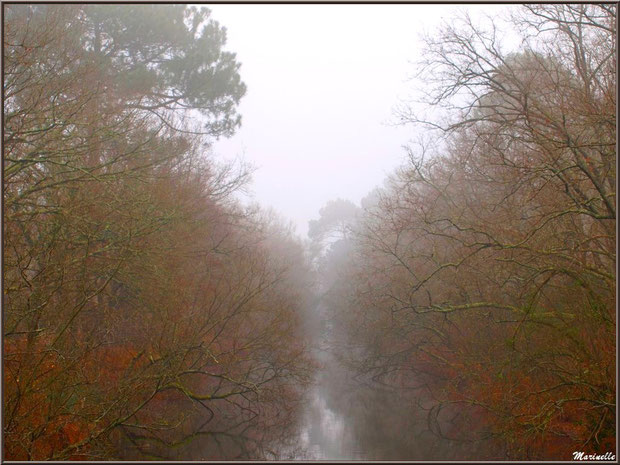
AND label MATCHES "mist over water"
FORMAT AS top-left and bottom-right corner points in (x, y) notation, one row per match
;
(296, 302), (355, 460)
(295, 298), (438, 461)
(292, 244), (443, 461)
(287, 214), (509, 461)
